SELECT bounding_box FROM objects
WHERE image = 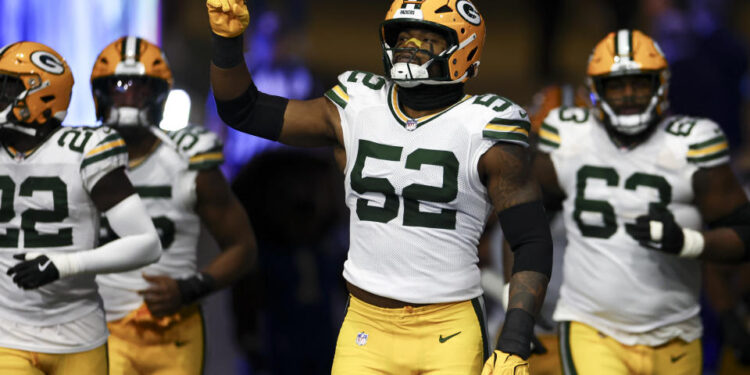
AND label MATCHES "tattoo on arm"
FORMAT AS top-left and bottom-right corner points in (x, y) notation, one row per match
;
(508, 271), (548, 316)
(485, 143), (541, 212)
